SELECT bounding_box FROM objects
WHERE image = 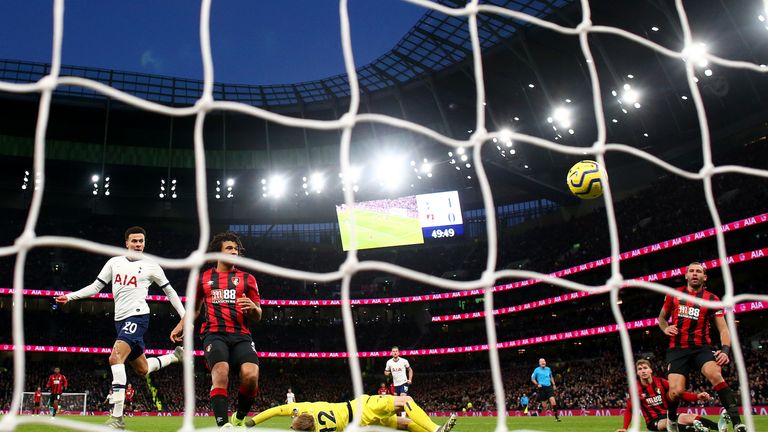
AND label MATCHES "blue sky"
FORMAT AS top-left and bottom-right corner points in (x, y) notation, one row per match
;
(0, 1), (426, 85)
